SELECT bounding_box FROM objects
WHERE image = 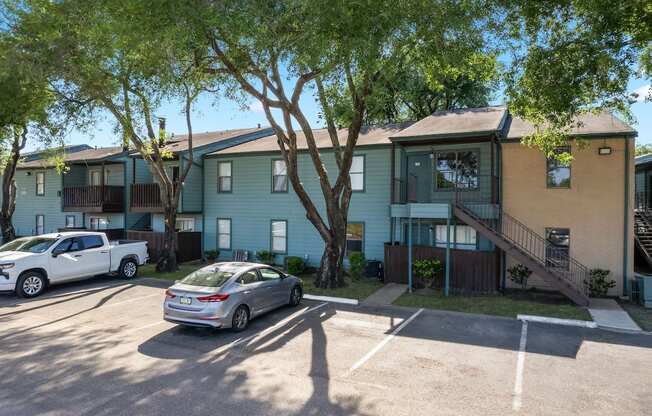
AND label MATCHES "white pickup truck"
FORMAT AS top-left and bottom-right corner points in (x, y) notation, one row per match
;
(0, 231), (148, 298)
